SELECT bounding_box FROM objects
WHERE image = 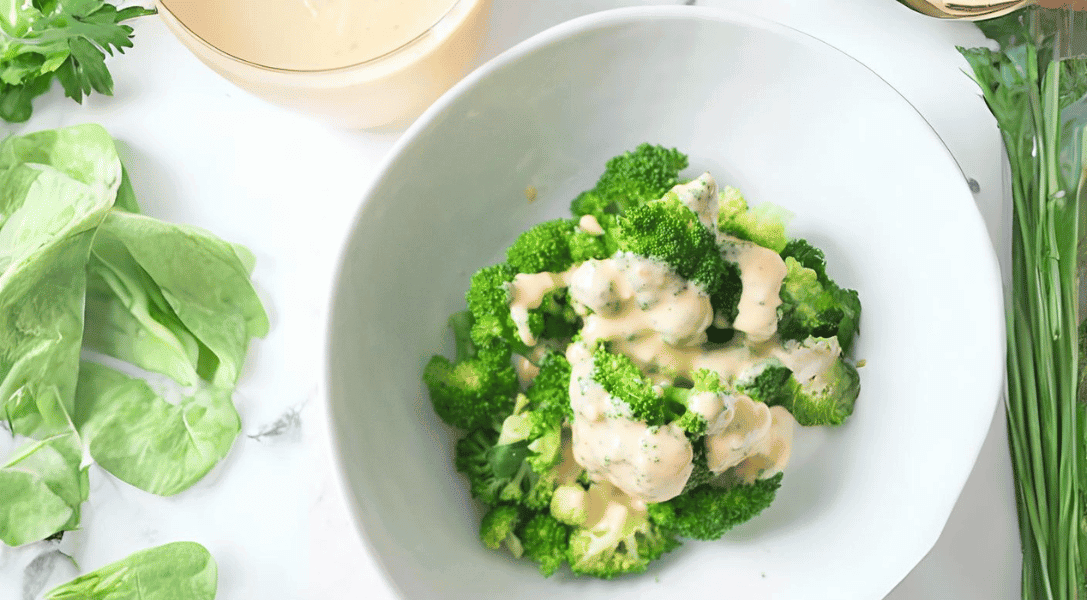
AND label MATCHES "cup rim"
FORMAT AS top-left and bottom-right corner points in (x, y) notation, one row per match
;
(155, 0), (467, 73)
